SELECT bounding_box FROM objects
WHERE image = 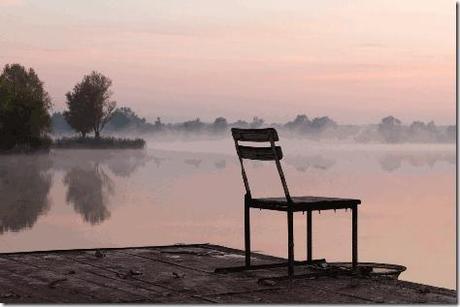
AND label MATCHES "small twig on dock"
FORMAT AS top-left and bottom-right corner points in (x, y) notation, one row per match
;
(48, 278), (68, 289)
